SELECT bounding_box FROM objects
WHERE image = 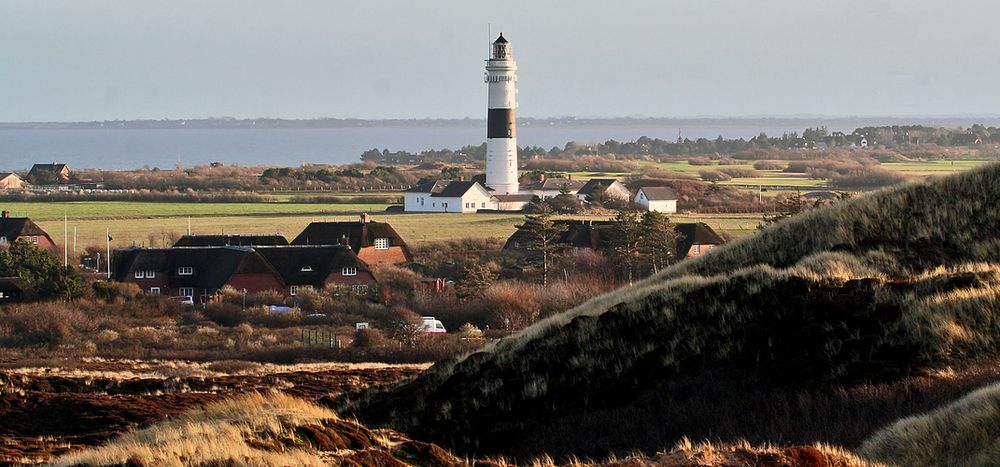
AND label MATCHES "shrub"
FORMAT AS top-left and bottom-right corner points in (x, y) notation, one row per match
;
(0, 304), (90, 348)
(92, 281), (144, 302)
(719, 168), (760, 178)
(688, 157), (713, 166)
(205, 360), (263, 375)
(698, 170), (732, 182)
(352, 328), (389, 349)
(753, 160), (786, 170)
(830, 168), (910, 189)
(481, 281), (542, 331)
